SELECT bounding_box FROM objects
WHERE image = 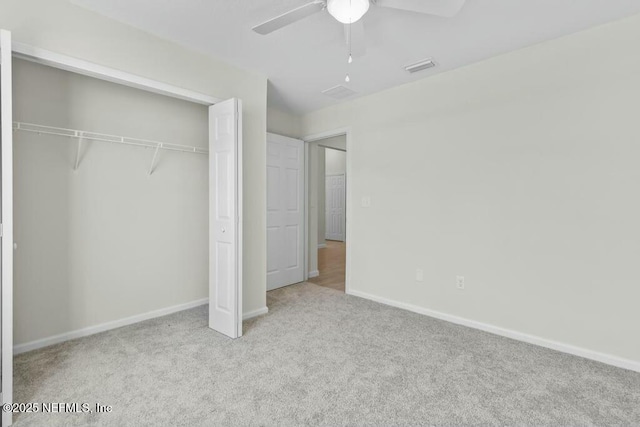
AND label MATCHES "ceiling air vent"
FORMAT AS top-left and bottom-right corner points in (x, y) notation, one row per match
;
(404, 59), (436, 74)
(322, 85), (357, 100)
